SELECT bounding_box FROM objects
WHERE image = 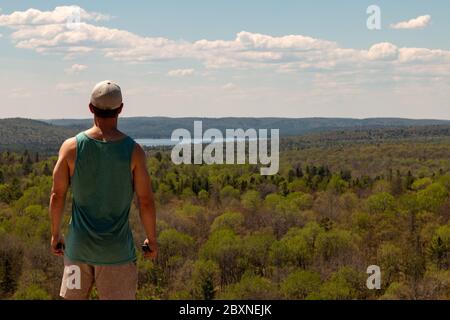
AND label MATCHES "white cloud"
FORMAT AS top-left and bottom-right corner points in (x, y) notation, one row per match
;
(390, 15), (431, 30)
(193, 31), (336, 52)
(398, 47), (450, 63)
(222, 83), (238, 91)
(9, 88), (31, 98)
(55, 81), (89, 93)
(0, 6), (109, 26)
(4, 21), (187, 61)
(367, 43), (399, 61)
(0, 7), (449, 86)
(65, 63), (88, 75)
(167, 68), (195, 77)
